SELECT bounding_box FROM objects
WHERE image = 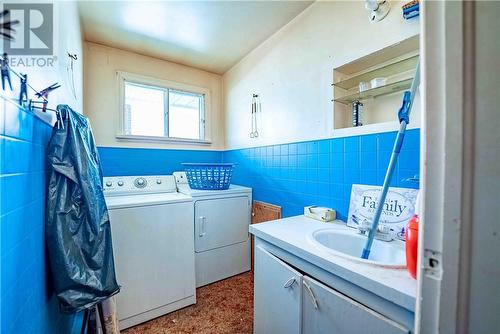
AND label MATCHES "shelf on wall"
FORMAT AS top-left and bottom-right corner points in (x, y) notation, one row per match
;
(332, 35), (420, 130)
(333, 78), (412, 105)
(333, 54), (419, 90)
